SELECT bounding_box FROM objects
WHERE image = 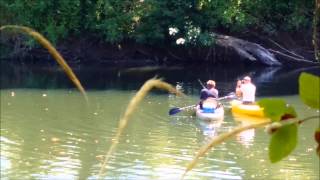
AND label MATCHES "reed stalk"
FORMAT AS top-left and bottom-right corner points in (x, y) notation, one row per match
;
(98, 78), (184, 178)
(0, 25), (87, 101)
(181, 120), (270, 179)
